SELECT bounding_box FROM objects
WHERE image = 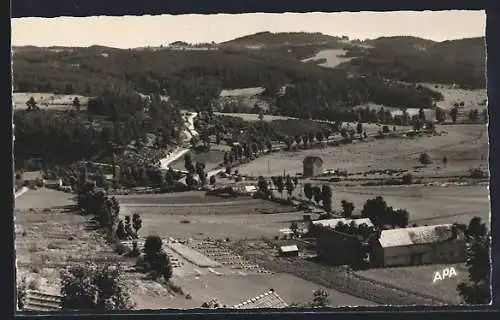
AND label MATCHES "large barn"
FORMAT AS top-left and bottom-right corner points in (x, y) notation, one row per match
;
(302, 156), (324, 177)
(371, 224), (467, 267)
